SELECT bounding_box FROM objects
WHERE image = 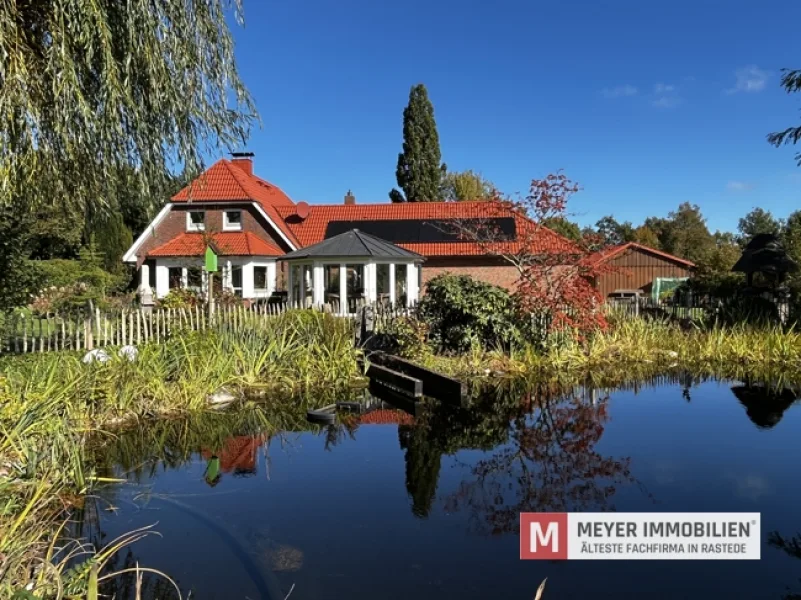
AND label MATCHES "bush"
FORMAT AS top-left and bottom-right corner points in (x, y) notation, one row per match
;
(418, 273), (522, 353)
(31, 248), (130, 314)
(159, 288), (203, 309)
(373, 315), (431, 360)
